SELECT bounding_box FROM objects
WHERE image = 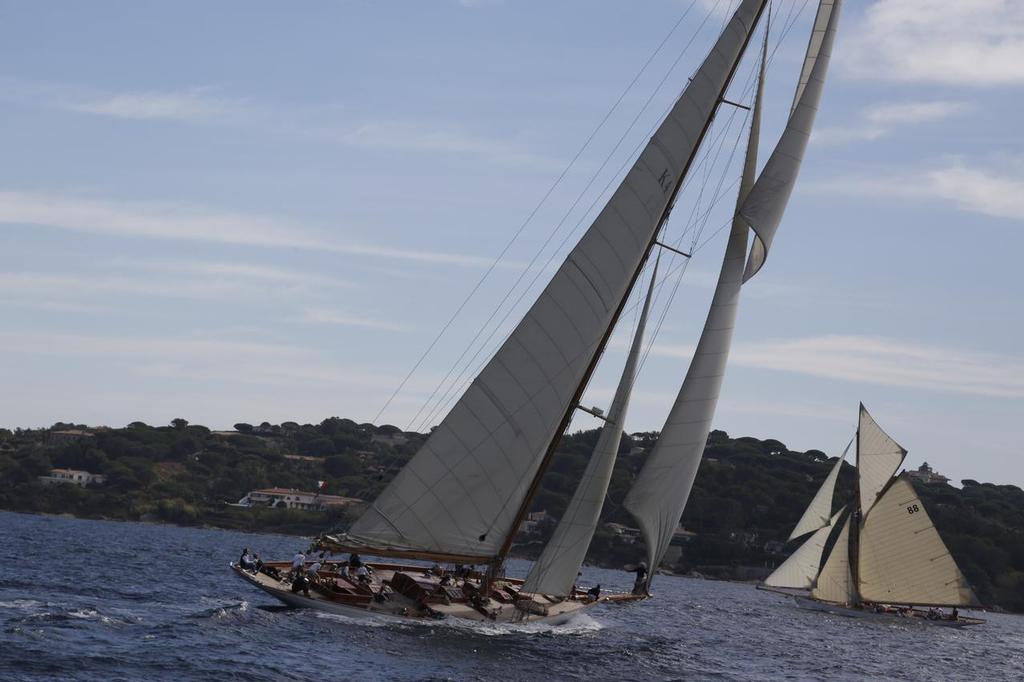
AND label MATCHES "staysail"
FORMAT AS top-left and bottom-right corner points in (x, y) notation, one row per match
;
(764, 508), (843, 590)
(521, 261), (659, 597)
(622, 38), (765, 574)
(810, 514), (854, 604)
(740, 0), (841, 281)
(343, 0), (769, 560)
(858, 476), (979, 606)
(788, 442), (848, 541)
(857, 403), (907, 517)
